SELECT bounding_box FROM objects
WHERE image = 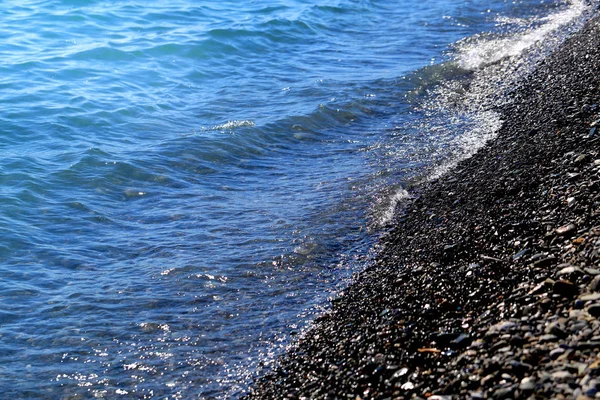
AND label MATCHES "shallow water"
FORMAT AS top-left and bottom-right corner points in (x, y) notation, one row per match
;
(0, 0), (591, 397)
